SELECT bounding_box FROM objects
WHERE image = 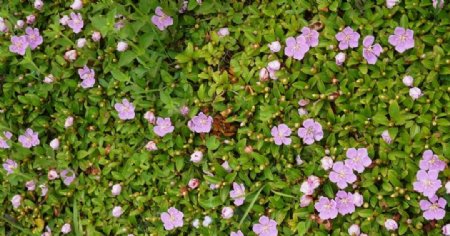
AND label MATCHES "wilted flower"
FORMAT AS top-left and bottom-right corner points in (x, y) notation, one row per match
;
(268, 41), (281, 52)
(271, 124), (292, 145)
(335, 27), (360, 50)
(296, 155), (304, 165)
(34, 0), (44, 10)
(259, 68), (269, 81)
(321, 156), (333, 170)
(222, 161), (232, 172)
(145, 141), (157, 151)
(188, 112), (213, 133)
(202, 216), (212, 227)
(344, 148), (372, 173)
(25, 27), (43, 50)
(64, 116), (74, 128)
(61, 223), (71, 234)
(9, 36), (29, 56)
(329, 161), (357, 189)
(76, 38), (86, 48)
(384, 219), (398, 231)
(179, 1), (189, 13)
(433, 0), (445, 8)
(388, 27), (414, 53)
(91, 31), (101, 42)
(11, 195), (22, 209)
(413, 170), (441, 198)
(26, 15), (36, 24)
(115, 99), (135, 120)
(230, 182), (245, 206)
(284, 35), (309, 60)
(381, 130), (392, 144)
(301, 27), (319, 47)
(362, 36), (382, 64)
(315, 196), (338, 220)
(60, 169), (76, 185)
(67, 12), (84, 33)
(297, 119), (323, 145)
(402, 75), (414, 87)
(112, 184), (121, 196)
(0, 17), (8, 32)
(64, 50), (77, 61)
(217, 28), (230, 37)
(300, 175), (320, 195)
(48, 169), (59, 180)
(112, 206), (123, 218)
(335, 52), (346, 66)
(18, 128), (40, 148)
(419, 150), (446, 172)
(39, 184), (48, 196)
(190, 150), (203, 163)
(348, 224), (360, 236)
(16, 20), (25, 29)
(144, 111), (156, 124)
(188, 178), (199, 189)
(78, 65), (95, 88)
(335, 191), (355, 215)
(300, 195), (313, 207)
(420, 195), (446, 220)
(161, 207), (184, 230)
(267, 60), (280, 80)
(44, 74), (55, 84)
(151, 7), (173, 31)
(252, 216), (278, 236)
(26, 180), (36, 191)
(70, 0), (83, 10)
(154, 117), (174, 137)
(409, 87), (422, 100)
(3, 159), (17, 175)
